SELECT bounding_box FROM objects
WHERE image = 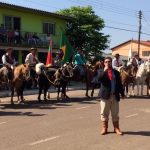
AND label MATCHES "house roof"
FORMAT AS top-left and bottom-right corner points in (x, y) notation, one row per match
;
(0, 2), (73, 20)
(111, 39), (150, 51)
